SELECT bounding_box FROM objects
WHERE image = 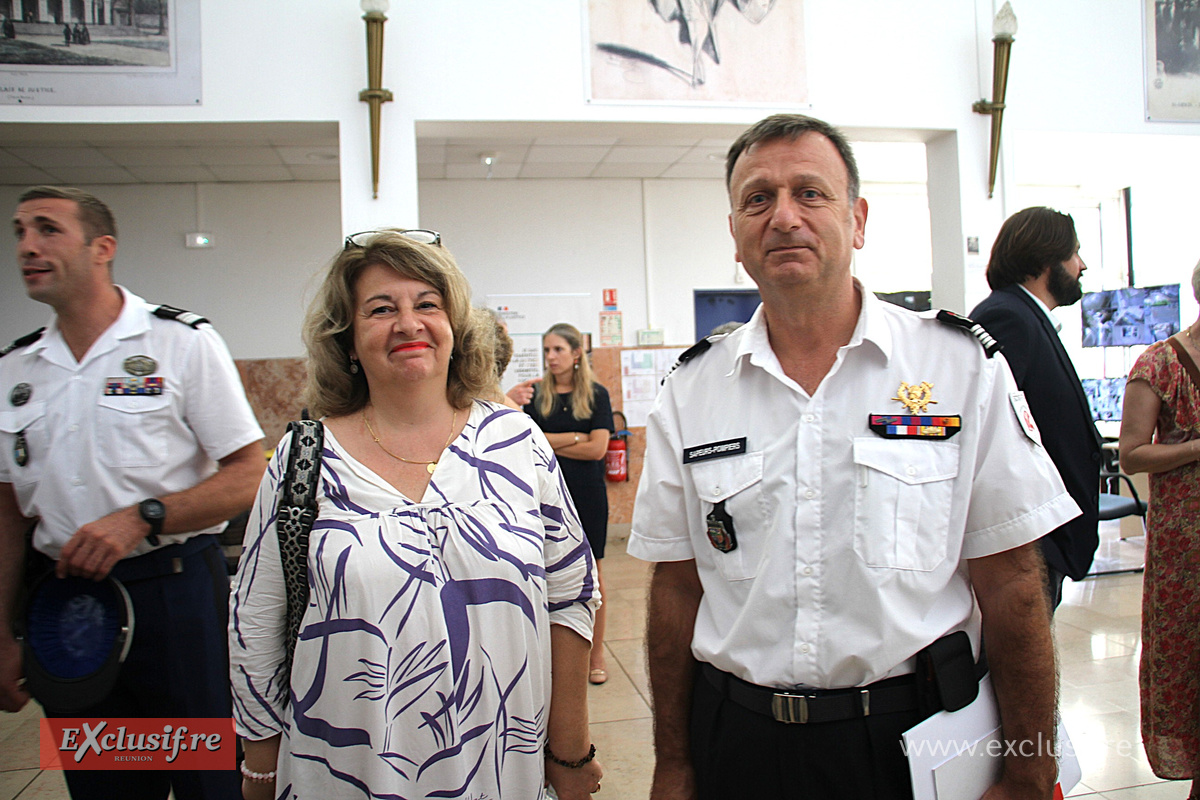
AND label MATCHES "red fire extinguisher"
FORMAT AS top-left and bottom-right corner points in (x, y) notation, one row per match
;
(605, 434), (628, 482)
